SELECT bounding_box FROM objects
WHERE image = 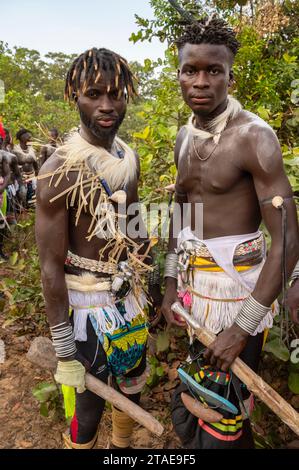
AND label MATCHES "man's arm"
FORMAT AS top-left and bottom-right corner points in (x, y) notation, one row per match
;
(205, 124), (299, 370)
(35, 159), (88, 391)
(40, 146), (48, 167)
(35, 161), (70, 332)
(0, 159), (10, 192)
(244, 126), (299, 304)
(10, 154), (22, 185)
(286, 258), (299, 323)
(161, 127), (189, 327)
(33, 158), (39, 175)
